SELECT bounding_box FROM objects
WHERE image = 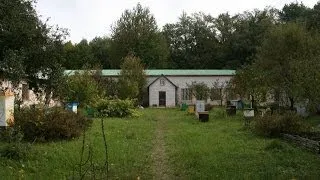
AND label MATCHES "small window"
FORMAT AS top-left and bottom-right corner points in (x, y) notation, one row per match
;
(160, 79), (165, 86)
(181, 88), (191, 100)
